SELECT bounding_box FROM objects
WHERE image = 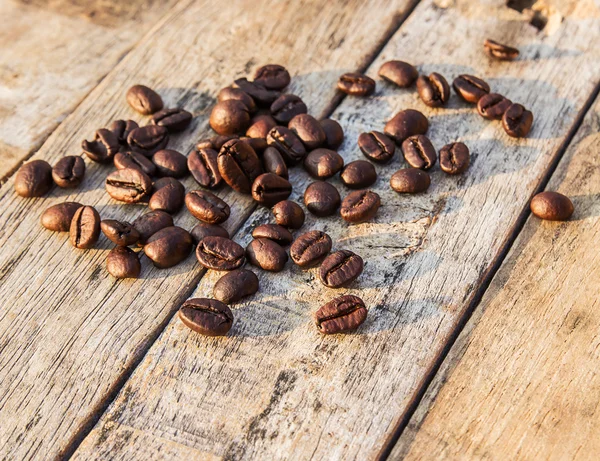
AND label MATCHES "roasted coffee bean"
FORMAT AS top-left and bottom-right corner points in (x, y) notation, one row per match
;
(196, 135), (237, 152)
(390, 168), (431, 193)
(52, 156), (85, 188)
(358, 131), (395, 163)
(252, 224), (293, 246)
(484, 38), (519, 60)
(190, 223), (229, 244)
(188, 148), (222, 188)
(453, 74), (490, 103)
(82, 128), (119, 163)
(109, 119), (138, 147)
(320, 119), (344, 150)
(240, 136), (268, 154)
(218, 87), (256, 112)
(340, 160), (377, 189)
(151, 108), (193, 132)
(384, 110), (429, 143)
(127, 125), (169, 157)
(290, 230), (332, 267)
(303, 148), (344, 179)
(530, 191), (574, 221)
(246, 238), (288, 272)
(70, 205), (100, 249)
(416, 73), (450, 108)
(502, 103), (533, 138)
(254, 64), (291, 90)
(41, 202), (83, 232)
(304, 181), (341, 217)
(262, 146), (289, 179)
(186, 190), (230, 224)
(378, 60), (418, 88)
(270, 94), (307, 124)
(340, 190), (380, 223)
(477, 93), (512, 120)
(246, 114), (277, 138)
(251, 173), (292, 206)
(126, 84), (163, 114)
(233, 78), (280, 106)
(105, 168), (152, 203)
(196, 236), (245, 271)
(319, 250), (363, 287)
(132, 210), (173, 245)
(266, 126), (306, 165)
(101, 219), (140, 246)
(218, 139), (262, 193)
(272, 200), (305, 229)
(144, 226), (193, 268)
(149, 177), (185, 213)
(178, 298), (233, 336)
(315, 295), (367, 334)
(114, 151), (157, 176)
(15, 160), (53, 197)
(152, 149), (188, 178)
(288, 114), (326, 150)
(213, 269), (259, 304)
(401, 135), (437, 170)
(337, 72), (375, 96)
(440, 142), (470, 175)
(210, 100), (251, 135)
(107, 246), (141, 279)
